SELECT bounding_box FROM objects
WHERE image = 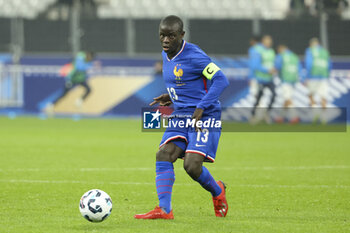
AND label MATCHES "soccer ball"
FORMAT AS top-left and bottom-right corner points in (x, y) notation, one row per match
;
(79, 189), (112, 222)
